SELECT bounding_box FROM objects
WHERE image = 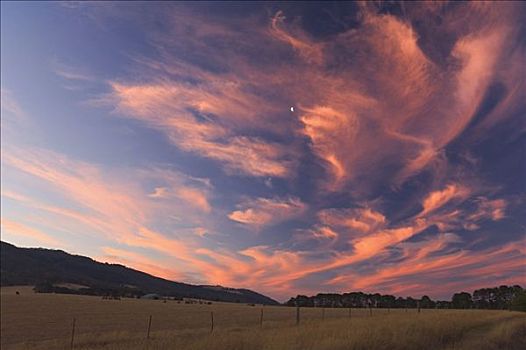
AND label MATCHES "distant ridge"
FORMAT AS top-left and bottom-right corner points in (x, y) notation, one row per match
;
(0, 241), (278, 305)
